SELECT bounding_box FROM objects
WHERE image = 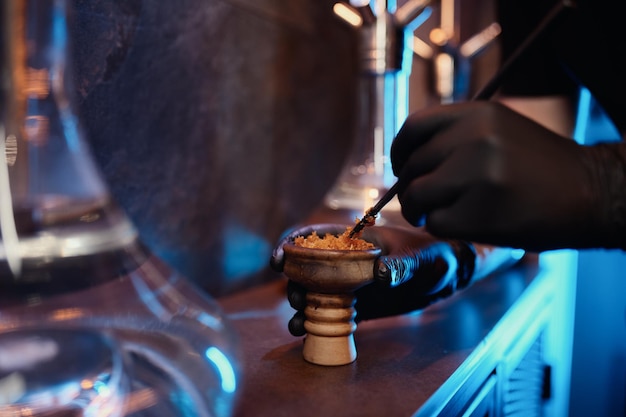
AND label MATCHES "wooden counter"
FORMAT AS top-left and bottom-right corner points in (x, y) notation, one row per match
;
(219, 254), (562, 417)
